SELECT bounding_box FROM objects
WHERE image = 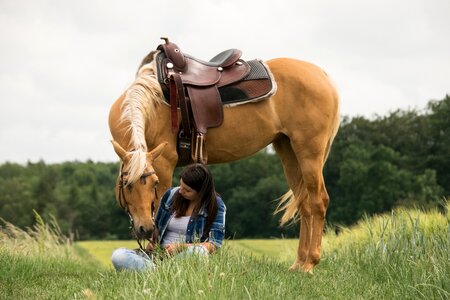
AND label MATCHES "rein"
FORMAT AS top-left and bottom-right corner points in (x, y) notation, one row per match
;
(118, 166), (158, 251)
